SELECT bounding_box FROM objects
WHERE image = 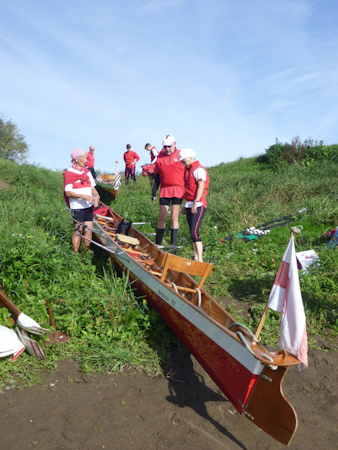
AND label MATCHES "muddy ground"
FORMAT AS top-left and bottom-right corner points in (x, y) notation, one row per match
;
(1, 345), (337, 450)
